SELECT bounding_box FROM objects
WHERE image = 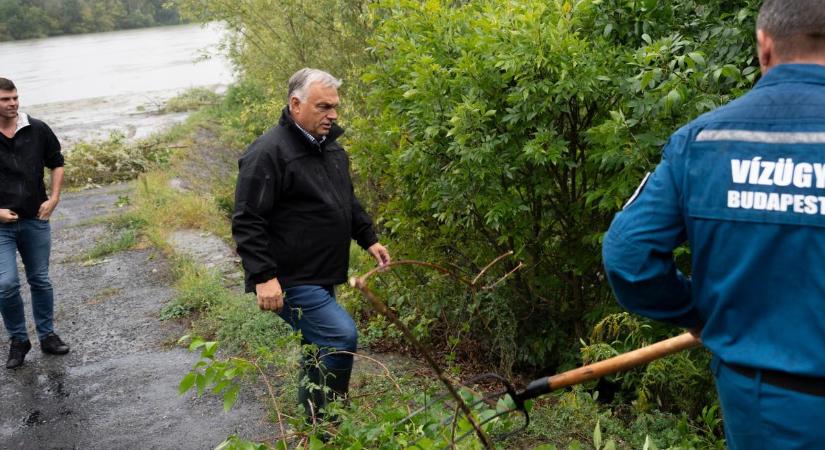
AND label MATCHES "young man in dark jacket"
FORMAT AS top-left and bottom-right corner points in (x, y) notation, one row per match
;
(0, 77), (70, 369)
(232, 68), (390, 422)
